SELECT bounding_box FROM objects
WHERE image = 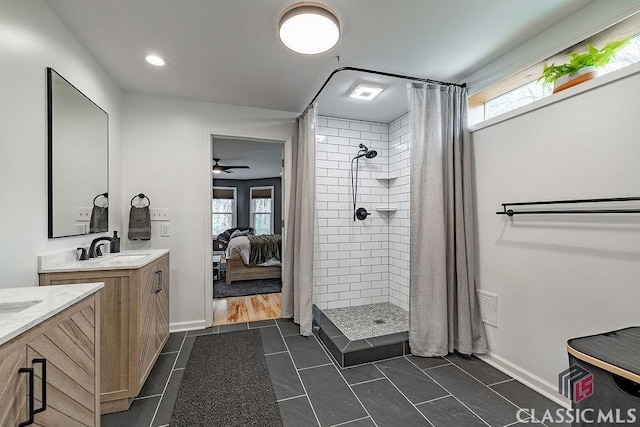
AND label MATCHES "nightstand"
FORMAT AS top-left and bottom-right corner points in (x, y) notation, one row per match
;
(213, 255), (221, 281)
